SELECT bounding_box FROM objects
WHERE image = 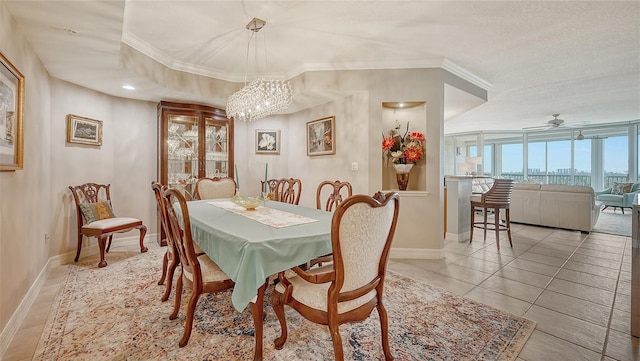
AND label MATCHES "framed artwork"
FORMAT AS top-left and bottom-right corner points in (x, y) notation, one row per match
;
(307, 116), (335, 156)
(255, 129), (280, 154)
(66, 114), (103, 146)
(0, 52), (25, 171)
